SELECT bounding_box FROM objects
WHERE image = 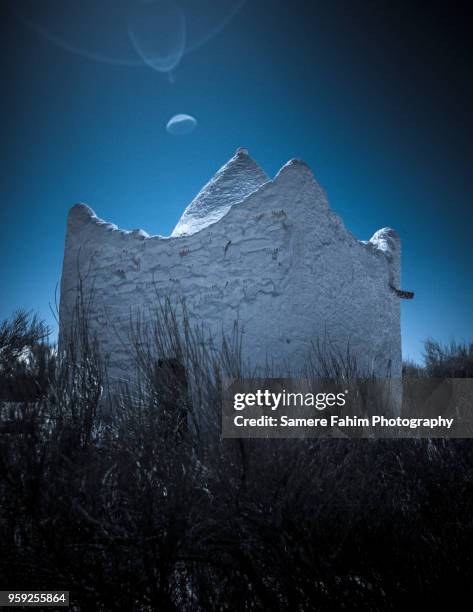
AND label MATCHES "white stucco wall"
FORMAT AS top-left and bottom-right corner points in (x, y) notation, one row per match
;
(59, 149), (402, 383)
